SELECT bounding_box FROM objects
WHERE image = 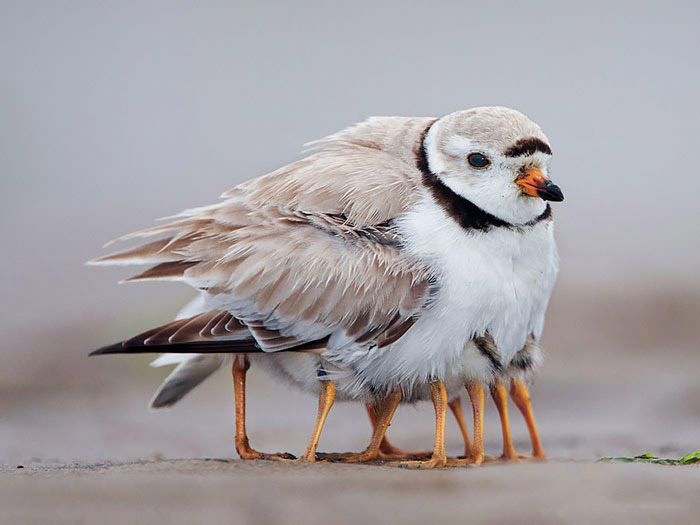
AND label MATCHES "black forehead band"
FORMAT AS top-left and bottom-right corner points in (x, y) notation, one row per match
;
(503, 137), (552, 157)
